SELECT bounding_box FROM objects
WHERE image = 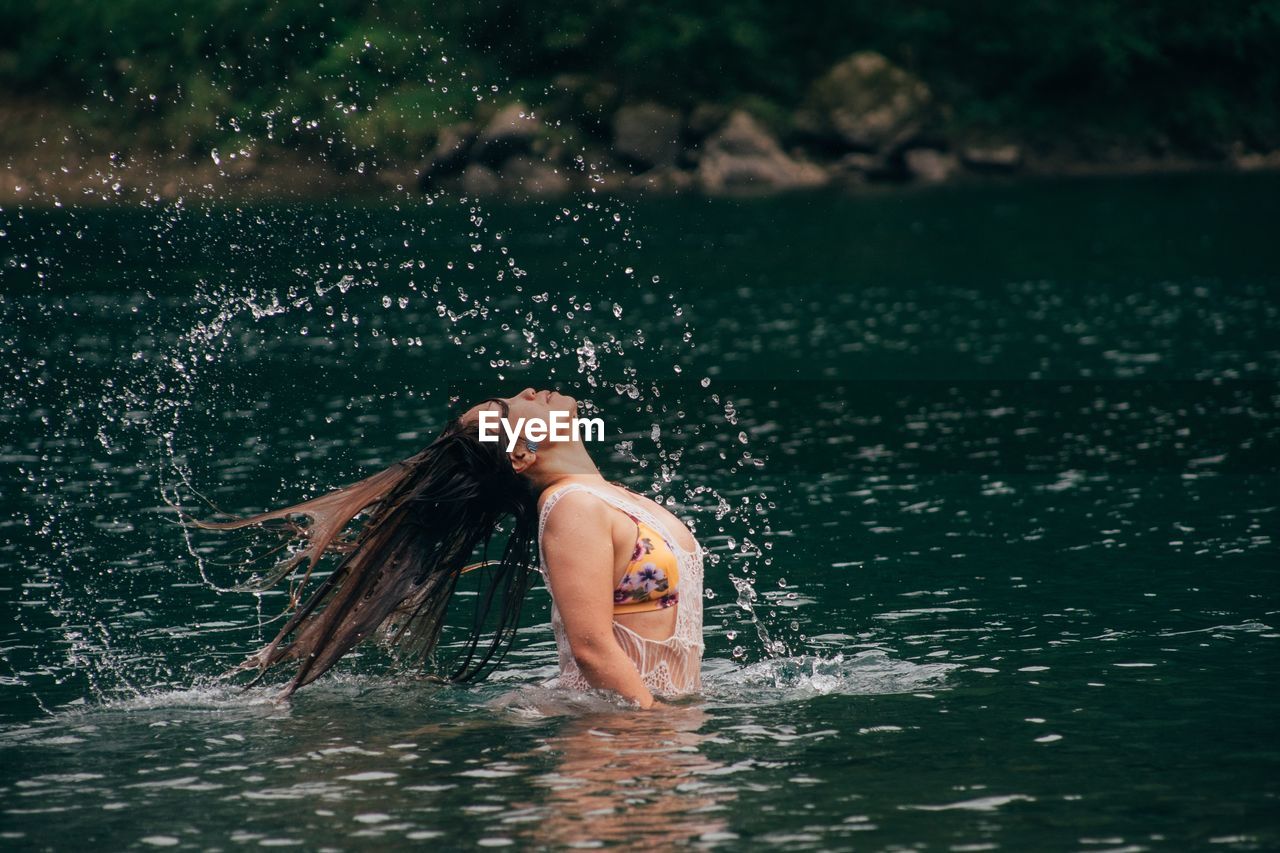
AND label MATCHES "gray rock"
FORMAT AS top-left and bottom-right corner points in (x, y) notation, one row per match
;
(829, 151), (897, 182)
(567, 148), (631, 188)
(697, 111), (828, 194)
(687, 103), (730, 141)
(627, 166), (696, 193)
(460, 163), (501, 196)
(587, 168), (632, 193)
(503, 156), (572, 197)
(903, 148), (958, 183)
(612, 102), (684, 169)
(1234, 148), (1280, 171)
(833, 151), (884, 173)
(960, 143), (1023, 173)
(548, 74), (620, 132)
(224, 147), (259, 180)
(795, 51), (932, 154)
(416, 122), (476, 189)
(473, 103), (542, 166)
